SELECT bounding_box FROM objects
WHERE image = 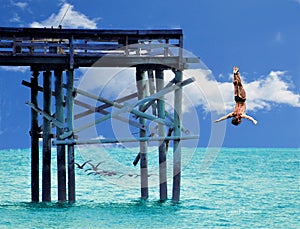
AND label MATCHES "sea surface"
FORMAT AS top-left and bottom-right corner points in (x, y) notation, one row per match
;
(0, 147), (299, 228)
